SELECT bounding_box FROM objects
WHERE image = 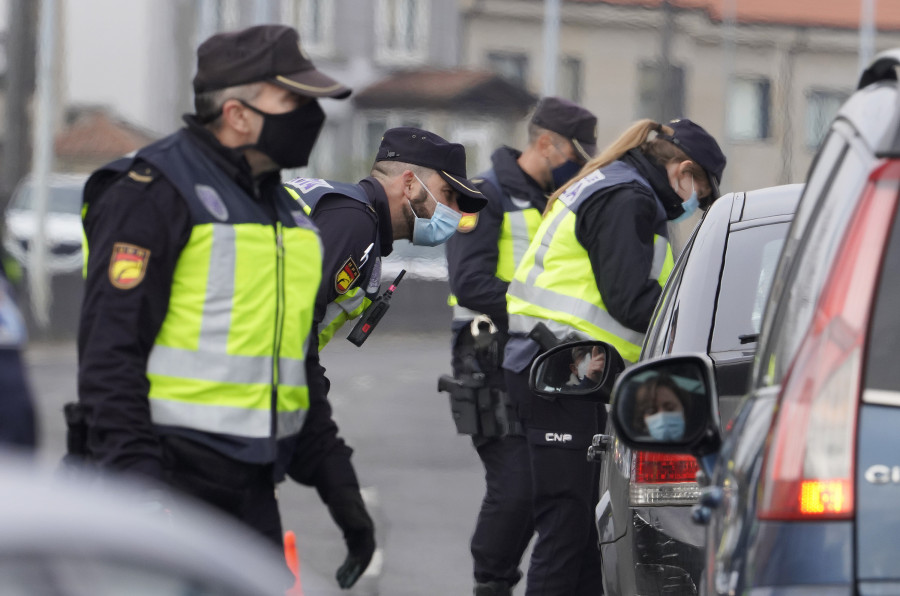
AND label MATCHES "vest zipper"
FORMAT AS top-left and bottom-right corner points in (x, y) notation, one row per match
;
(272, 222), (286, 441)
